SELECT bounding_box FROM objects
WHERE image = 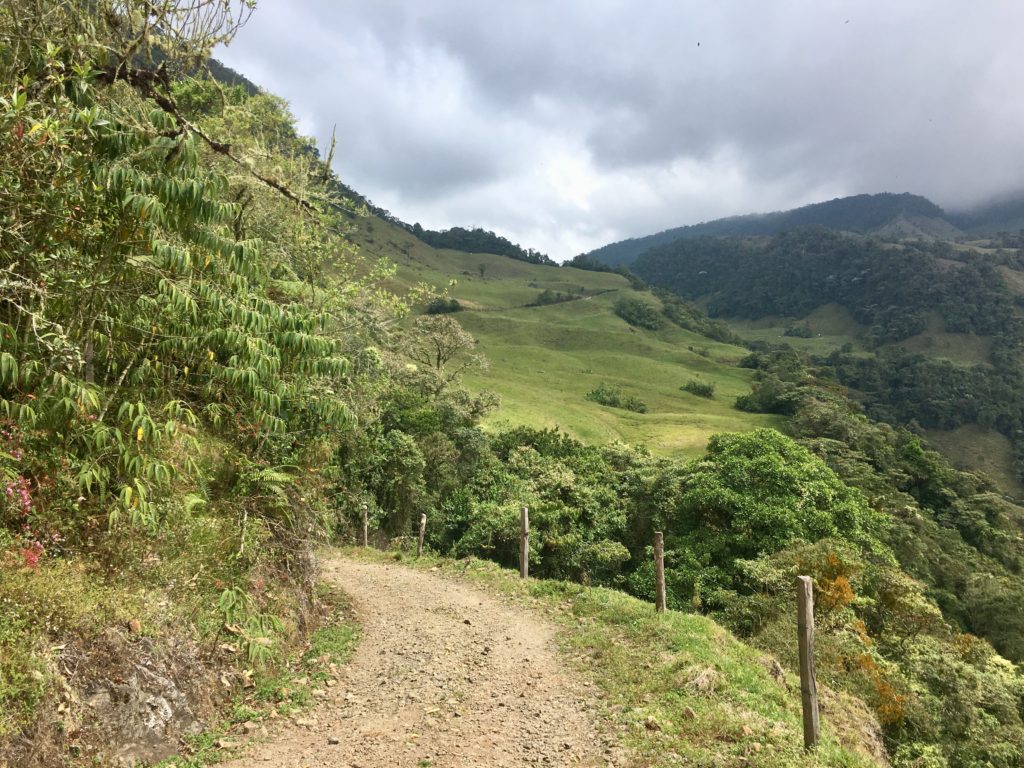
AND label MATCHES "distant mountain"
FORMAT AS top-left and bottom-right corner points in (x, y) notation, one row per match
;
(205, 58), (259, 95)
(586, 192), (958, 266)
(949, 191), (1024, 236)
(630, 227), (1012, 343)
